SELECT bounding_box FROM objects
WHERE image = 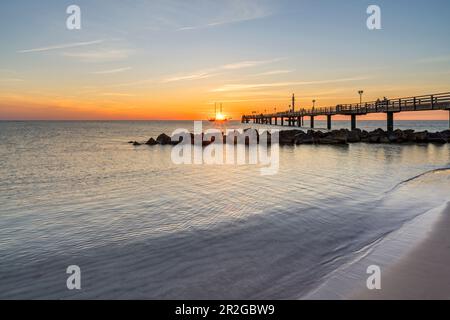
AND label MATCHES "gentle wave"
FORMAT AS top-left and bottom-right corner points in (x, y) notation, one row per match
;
(388, 167), (450, 192)
(305, 168), (450, 299)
